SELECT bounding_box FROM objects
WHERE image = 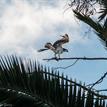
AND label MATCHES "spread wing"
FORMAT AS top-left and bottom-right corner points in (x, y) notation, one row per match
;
(38, 42), (55, 52)
(45, 43), (55, 51)
(53, 34), (69, 48)
(38, 48), (48, 52)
